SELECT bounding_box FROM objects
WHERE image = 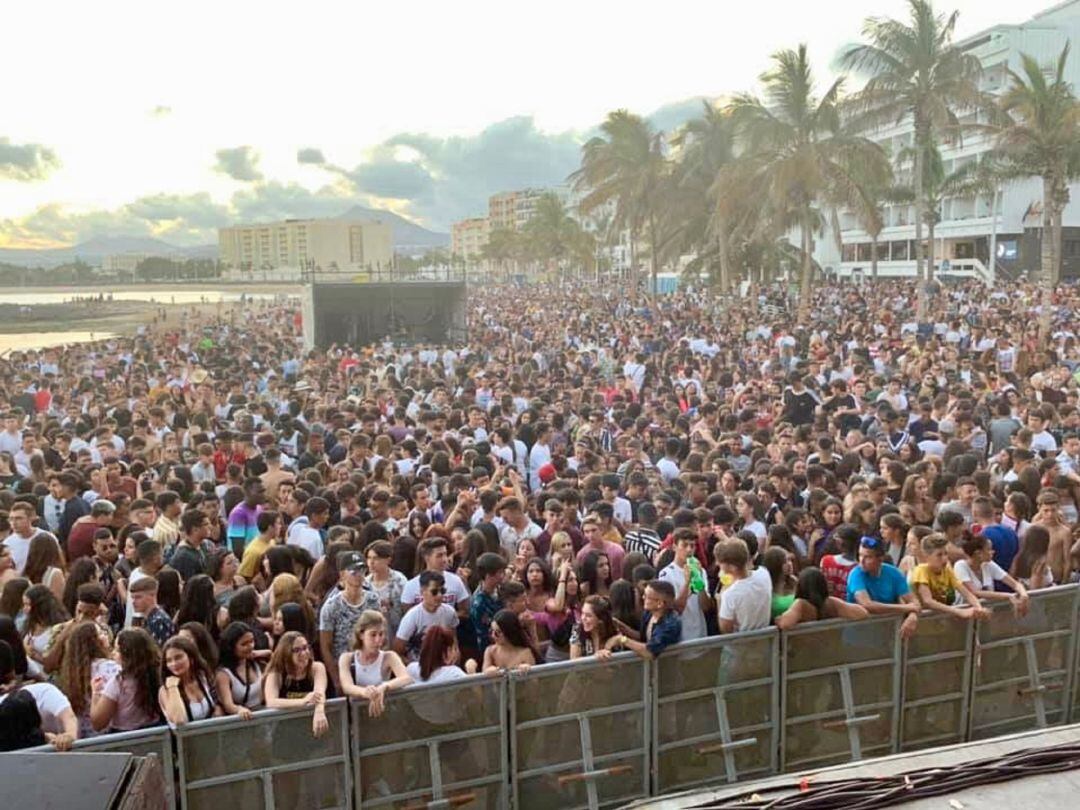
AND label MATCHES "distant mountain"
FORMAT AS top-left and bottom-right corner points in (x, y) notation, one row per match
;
(0, 206), (448, 269)
(338, 205), (449, 252)
(0, 236), (216, 269)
